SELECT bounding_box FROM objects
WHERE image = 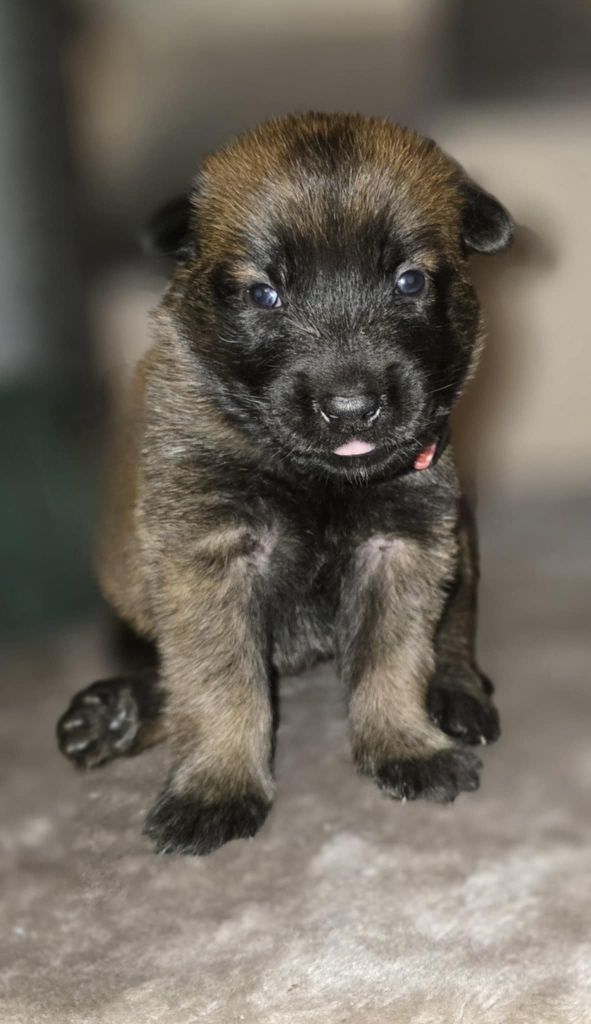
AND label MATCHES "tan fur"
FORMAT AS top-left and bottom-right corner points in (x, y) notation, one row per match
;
(434, 498), (486, 698)
(194, 114), (465, 268)
(341, 486), (460, 769)
(97, 360), (155, 638)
